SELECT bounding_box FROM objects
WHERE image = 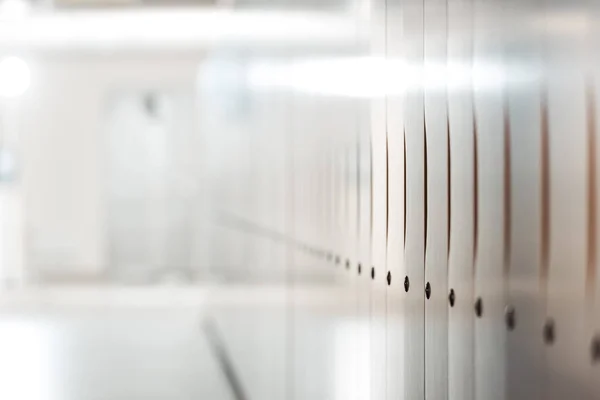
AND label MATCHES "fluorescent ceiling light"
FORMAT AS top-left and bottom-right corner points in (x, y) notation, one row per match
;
(248, 57), (537, 98)
(0, 9), (358, 50)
